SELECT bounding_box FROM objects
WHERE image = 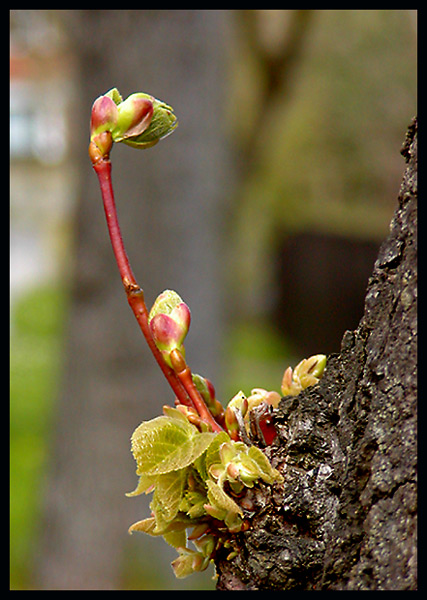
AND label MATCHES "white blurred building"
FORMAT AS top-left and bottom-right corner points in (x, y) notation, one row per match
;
(10, 10), (77, 311)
